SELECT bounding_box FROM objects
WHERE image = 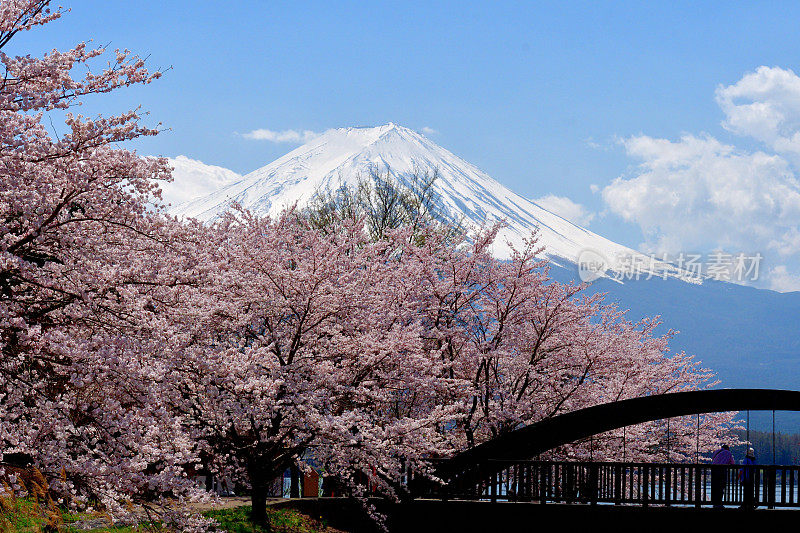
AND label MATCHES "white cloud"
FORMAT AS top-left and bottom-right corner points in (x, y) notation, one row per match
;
(599, 66), (800, 291)
(241, 128), (320, 143)
(534, 194), (595, 226)
(159, 155), (241, 206)
(769, 226), (800, 257)
(602, 134), (800, 254)
(768, 265), (800, 292)
(585, 137), (602, 150)
(421, 126), (438, 135)
(716, 66), (800, 157)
